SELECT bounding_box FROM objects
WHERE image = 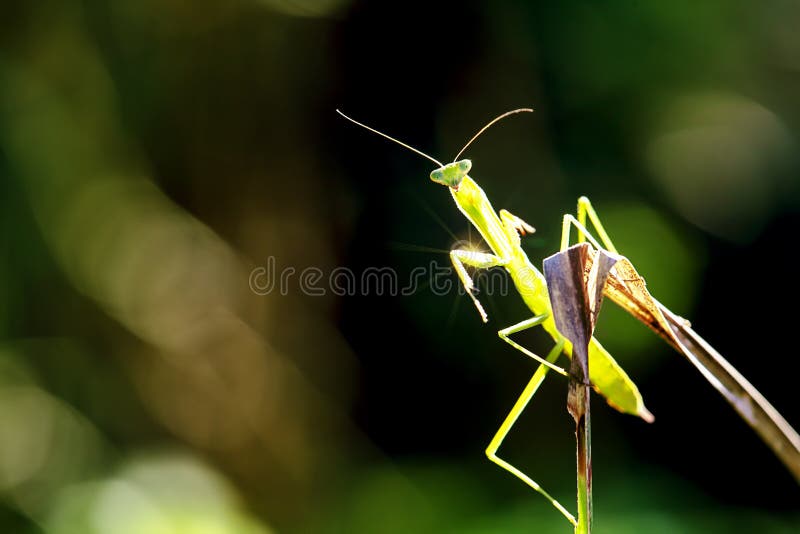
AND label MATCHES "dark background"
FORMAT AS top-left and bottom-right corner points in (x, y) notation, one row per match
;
(1, 1), (799, 532)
